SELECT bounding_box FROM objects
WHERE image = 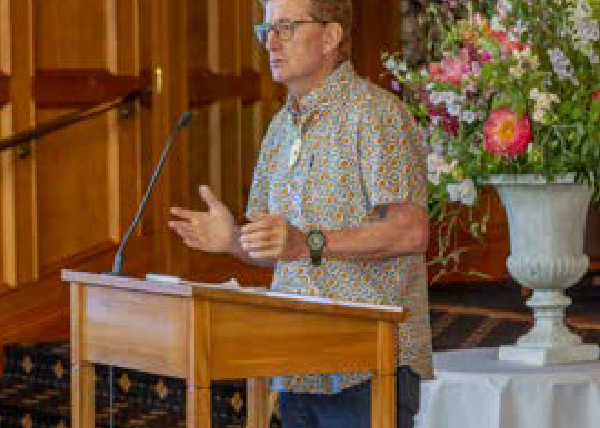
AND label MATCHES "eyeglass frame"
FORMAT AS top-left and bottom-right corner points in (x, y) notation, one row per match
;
(253, 19), (331, 45)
